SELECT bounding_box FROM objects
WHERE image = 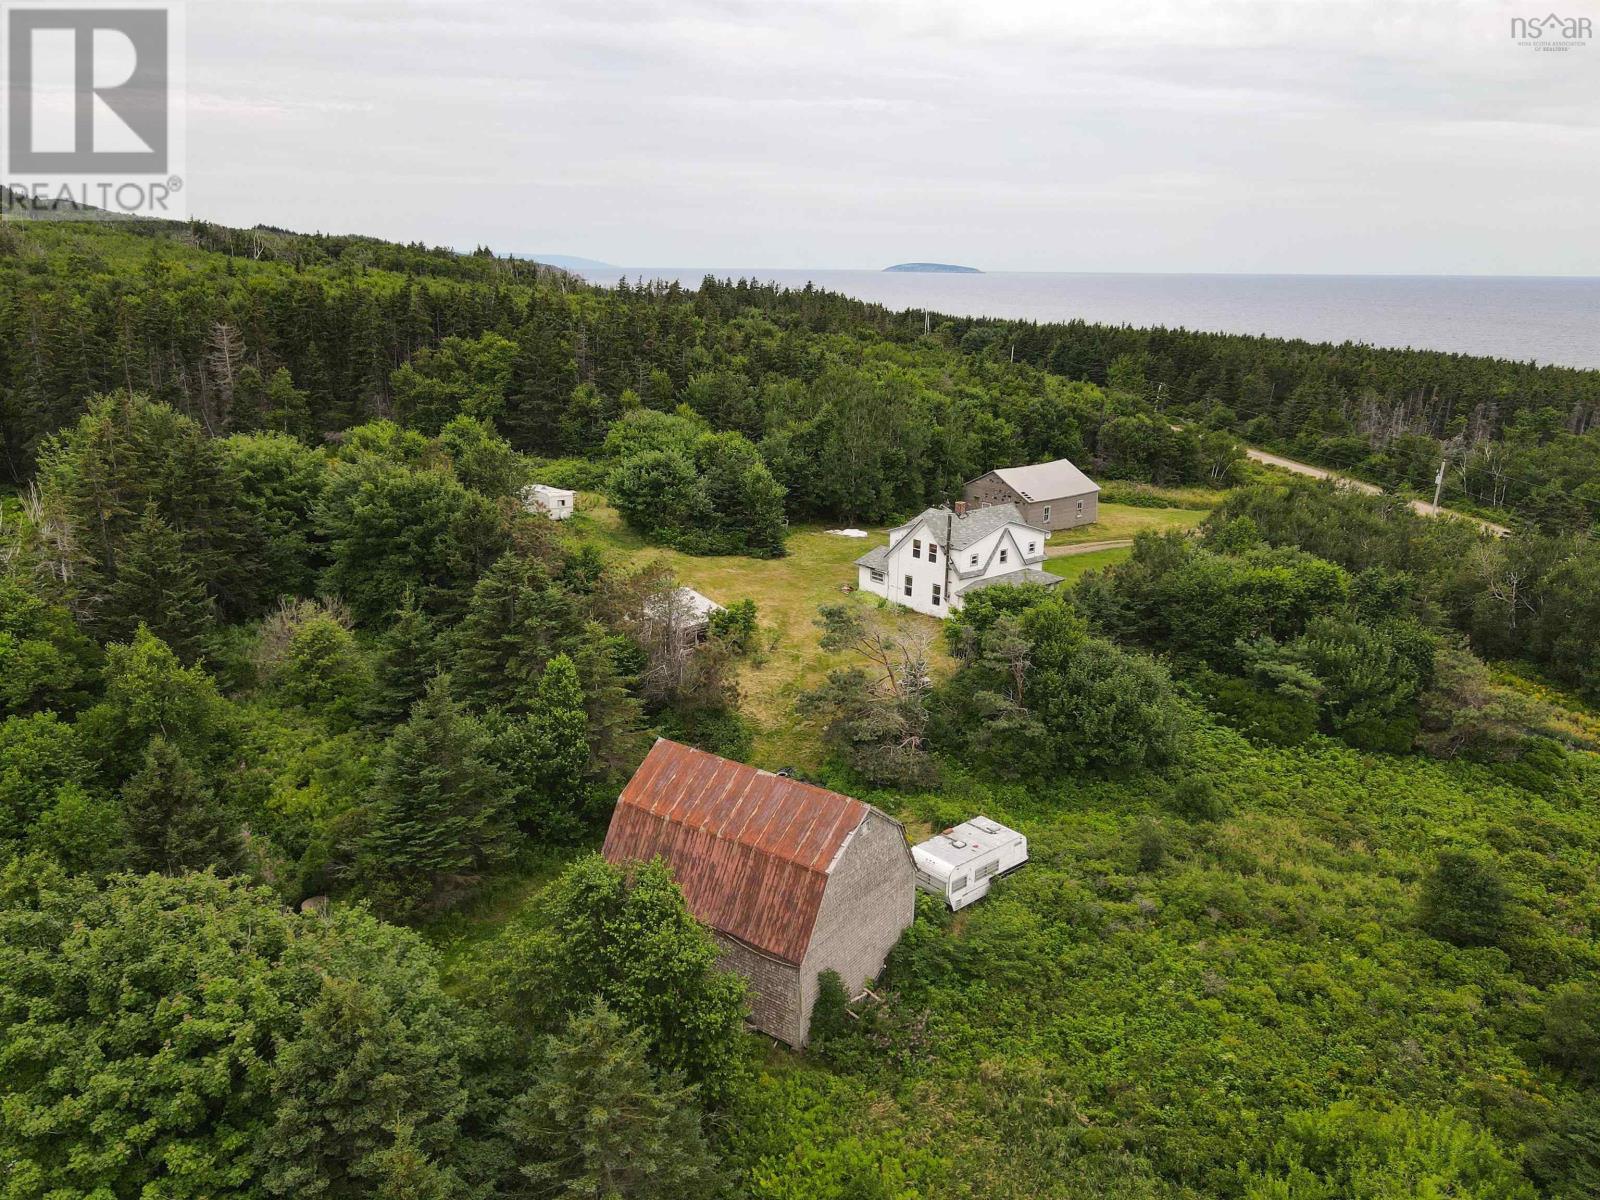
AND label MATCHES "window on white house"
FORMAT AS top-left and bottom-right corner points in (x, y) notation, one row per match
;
(1076, 499), (1084, 517)
(912, 539), (921, 559)
(928, 543), (938, 563)
(931, 583), (941, 606)
(869, 569), (884, 583)
(1027, 541), (1036, 554)
(999, 548), (1009, 564)
(969, 553), (978, 567)
(1042, 504), (1052, 524)
(903, 575), (913, 597)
